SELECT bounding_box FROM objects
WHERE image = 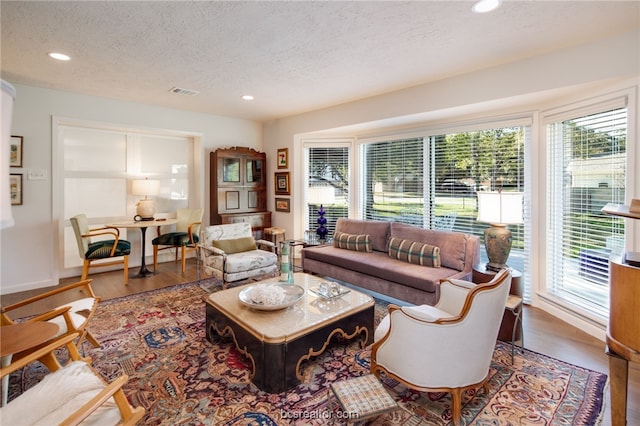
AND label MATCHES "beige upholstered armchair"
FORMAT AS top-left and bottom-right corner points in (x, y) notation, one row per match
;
(371, 269), (511, 426)
(199, 222), (278, 284)
(0, 333), (144, 425)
